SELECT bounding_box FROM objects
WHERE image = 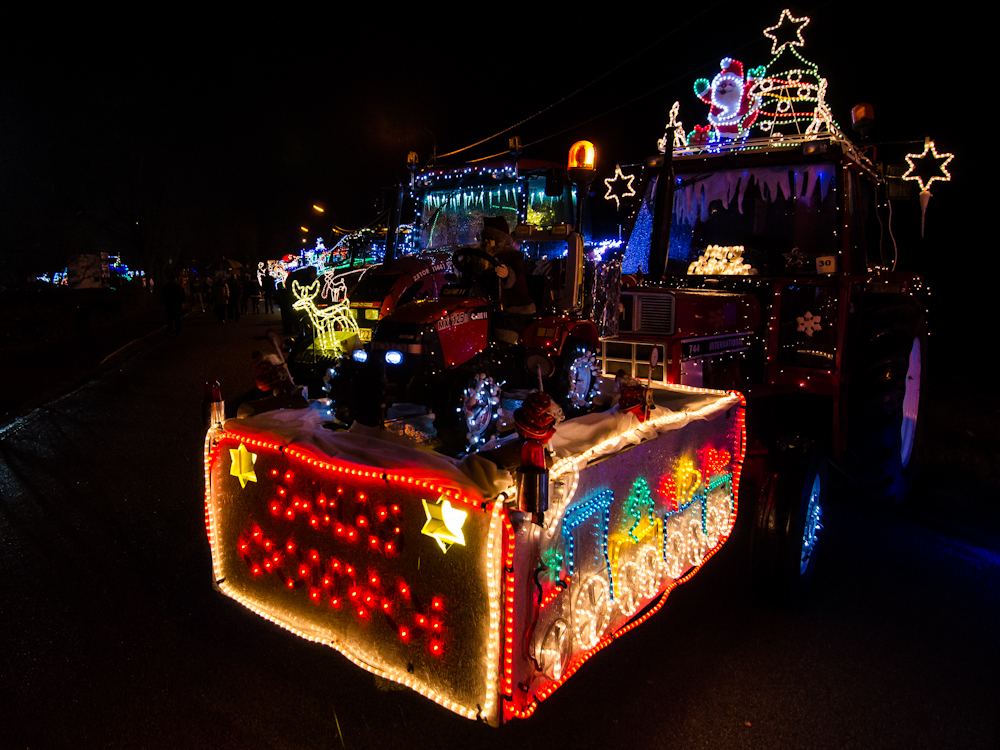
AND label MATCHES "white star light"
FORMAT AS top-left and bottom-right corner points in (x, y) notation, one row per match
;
(902, 139), (954, 192)
(603, 165), (637, 210)
(764, 9), (810, 56)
